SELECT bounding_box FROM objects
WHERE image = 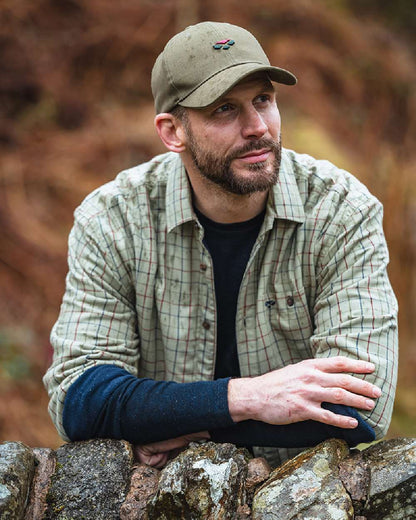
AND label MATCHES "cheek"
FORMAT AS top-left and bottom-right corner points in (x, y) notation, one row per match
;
(265, 103), (281, 133)
(268, 112), (281, 137)
(204, 130), (234, 152)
